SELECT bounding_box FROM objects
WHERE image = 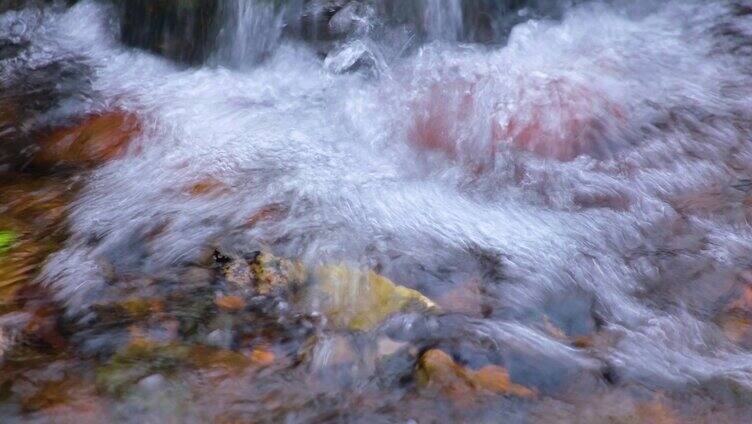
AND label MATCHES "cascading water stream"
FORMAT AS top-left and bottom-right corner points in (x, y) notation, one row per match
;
(421, 0), (464, 41)
(213, 0), (289, 66)
(3, 0), (752, 422)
